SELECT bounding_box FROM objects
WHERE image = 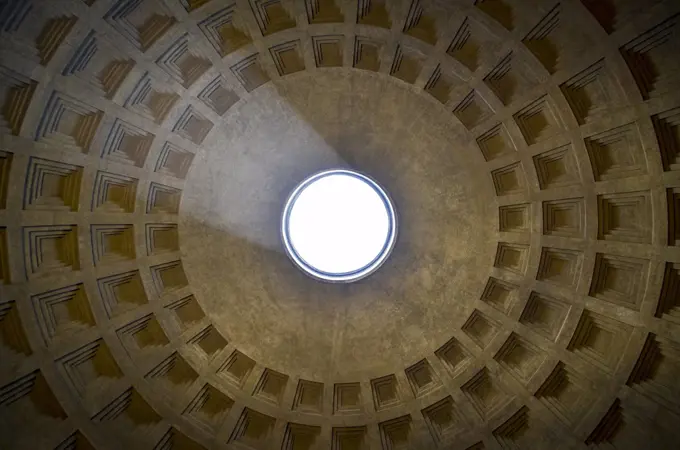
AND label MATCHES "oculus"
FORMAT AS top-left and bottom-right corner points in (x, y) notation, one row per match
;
(281, 169), (398, 283)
